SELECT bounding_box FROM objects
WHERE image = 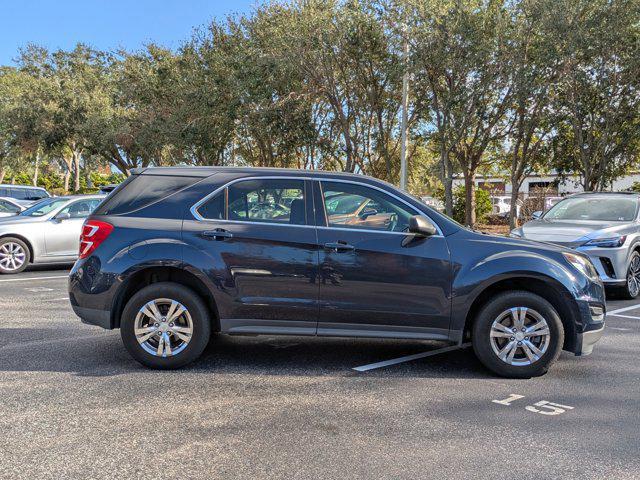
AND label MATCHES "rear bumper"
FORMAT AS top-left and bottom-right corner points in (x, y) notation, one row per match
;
(71, 303), (112, 329)
(575, 324), (605, 356)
